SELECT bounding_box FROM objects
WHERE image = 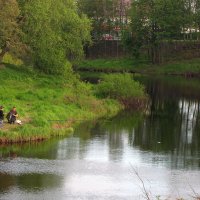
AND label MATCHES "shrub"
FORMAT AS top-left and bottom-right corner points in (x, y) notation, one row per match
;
(95, 73), (147, 108)
(96, 73), (146, 99)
